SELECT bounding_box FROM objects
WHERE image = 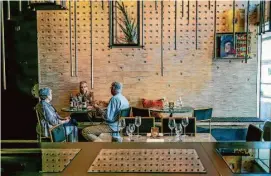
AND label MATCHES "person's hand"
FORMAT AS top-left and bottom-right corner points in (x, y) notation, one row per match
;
(65, 116), (71, 120)
(93, 103), (100, 109)
(63, 118), (70, 123)
(87, 105), (94, 109)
